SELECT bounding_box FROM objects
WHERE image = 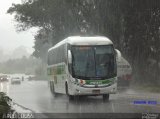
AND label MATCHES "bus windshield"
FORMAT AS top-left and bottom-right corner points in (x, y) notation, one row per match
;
(71, 45), (117, 80)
